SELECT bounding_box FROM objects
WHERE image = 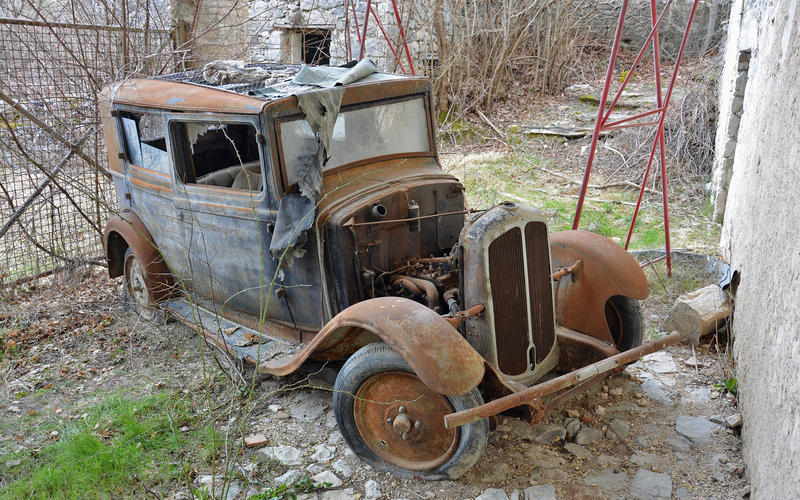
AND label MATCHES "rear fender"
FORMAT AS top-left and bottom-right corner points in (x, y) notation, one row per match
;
(549, 230), (648, 344)
(103, 210), (174, 302)
(257, 297), (486, 396)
